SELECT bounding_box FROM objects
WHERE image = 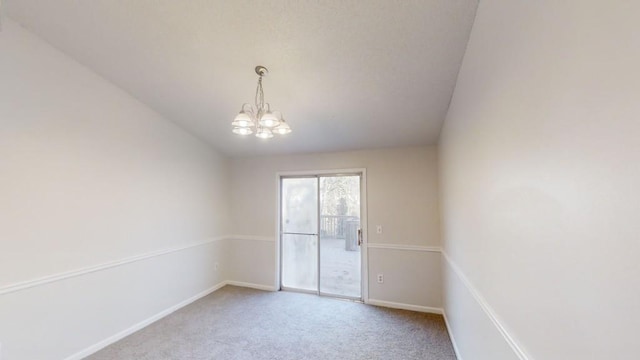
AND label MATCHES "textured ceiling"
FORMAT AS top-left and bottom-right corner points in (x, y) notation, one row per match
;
(6, 0), (478, 157)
